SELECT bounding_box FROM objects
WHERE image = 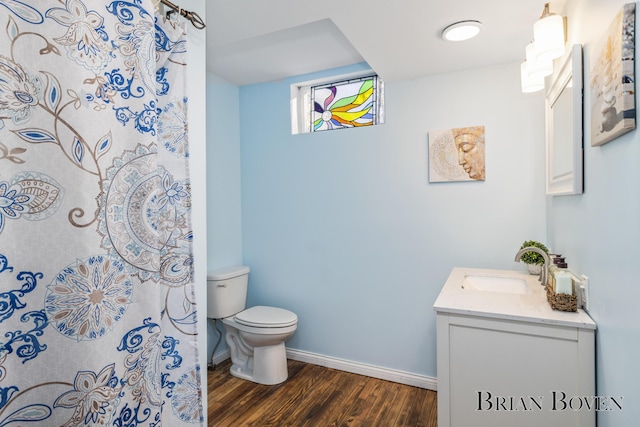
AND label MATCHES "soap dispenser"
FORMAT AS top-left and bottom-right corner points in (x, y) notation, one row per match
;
(548, 255), (562, 289)
(550, 257), (572, 295)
